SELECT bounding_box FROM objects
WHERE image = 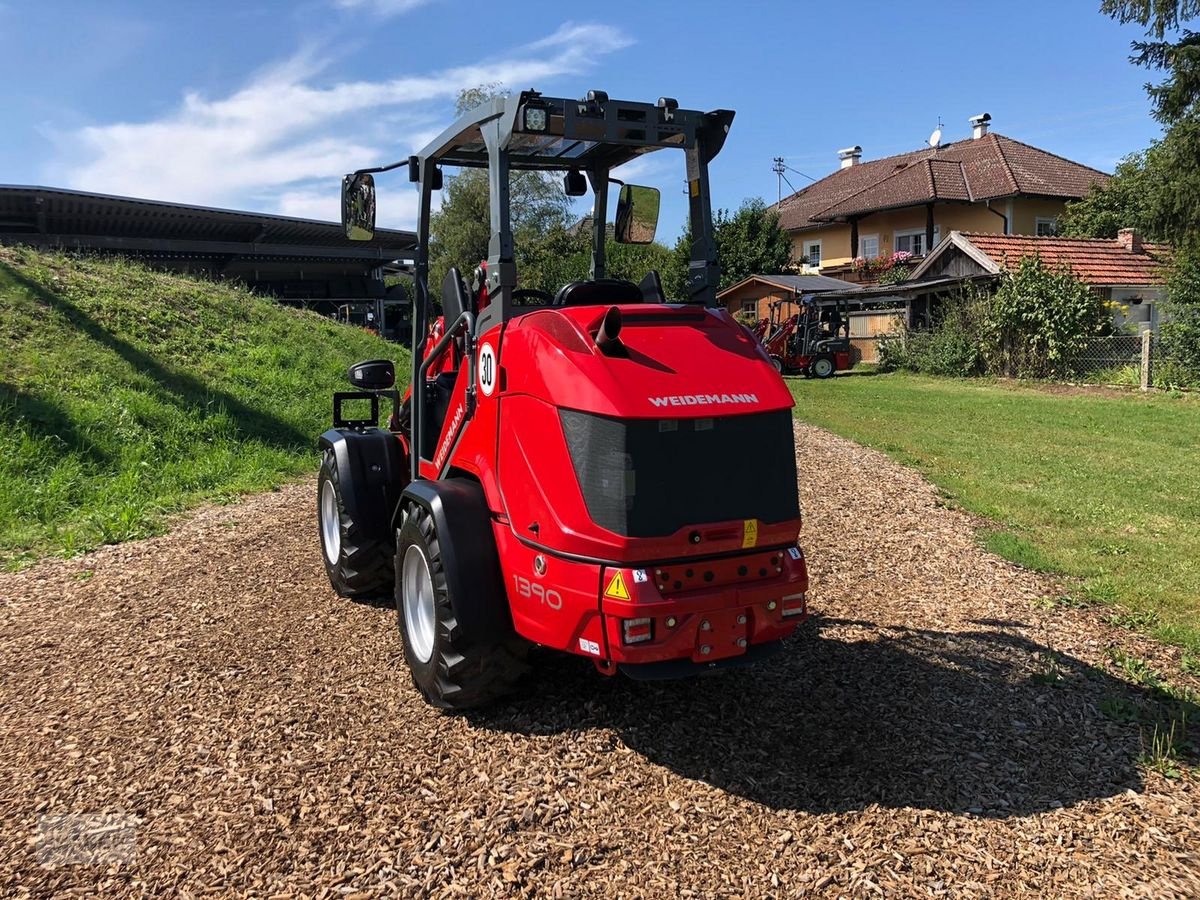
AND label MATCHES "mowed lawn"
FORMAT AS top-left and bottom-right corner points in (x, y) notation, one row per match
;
(790, 374), (1200, 651)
